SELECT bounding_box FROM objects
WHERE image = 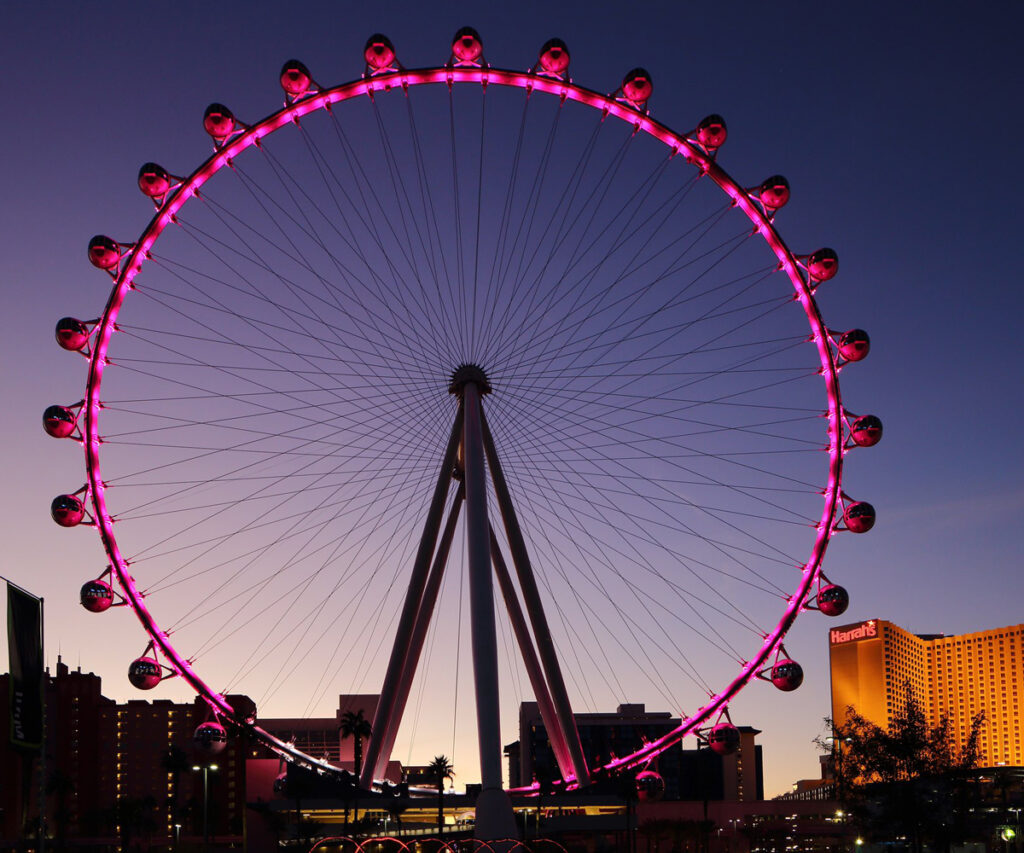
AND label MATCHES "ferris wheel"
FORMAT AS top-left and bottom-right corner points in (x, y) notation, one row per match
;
(45, 28), (879, 835)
